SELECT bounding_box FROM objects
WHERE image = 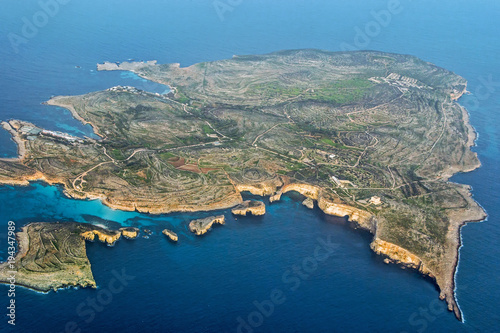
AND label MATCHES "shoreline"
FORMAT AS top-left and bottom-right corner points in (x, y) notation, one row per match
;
(443, 93), (488, 320)
(45, 97), (105, 139)
(444, 187), (487, 320)
(0, 170), (486, 320)
(0, 121), (26, 162)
